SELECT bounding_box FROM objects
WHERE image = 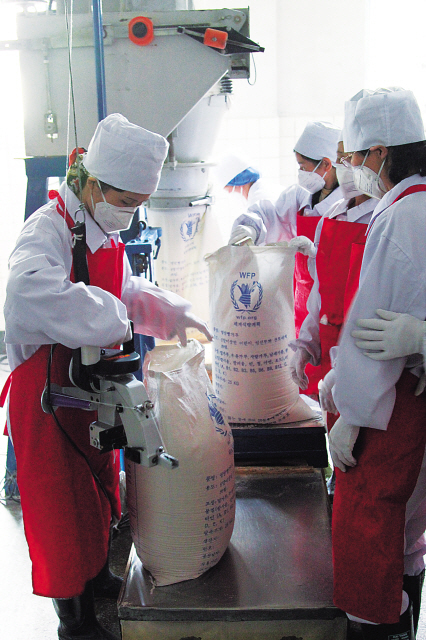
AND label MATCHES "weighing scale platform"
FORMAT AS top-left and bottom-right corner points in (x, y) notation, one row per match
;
(231, 416), (328, 468)
(118, 466), (346, 640)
